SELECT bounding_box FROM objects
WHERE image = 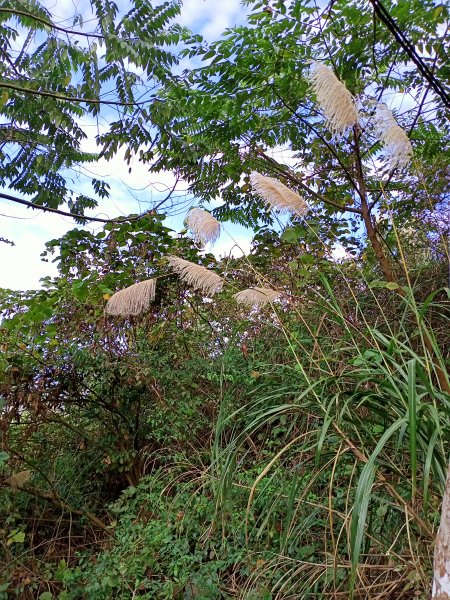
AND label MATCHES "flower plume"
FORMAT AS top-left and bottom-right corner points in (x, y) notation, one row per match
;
(105, 279), (156, 316)
(250, 172), (308, 217)
(8, 470), (32, 491)
(234, 287), (280, 307)
(308, 61), (358, 135)
(186, 208), (221, 246)
(373, 103), (413, 169)
(167, 256), (223, 296)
